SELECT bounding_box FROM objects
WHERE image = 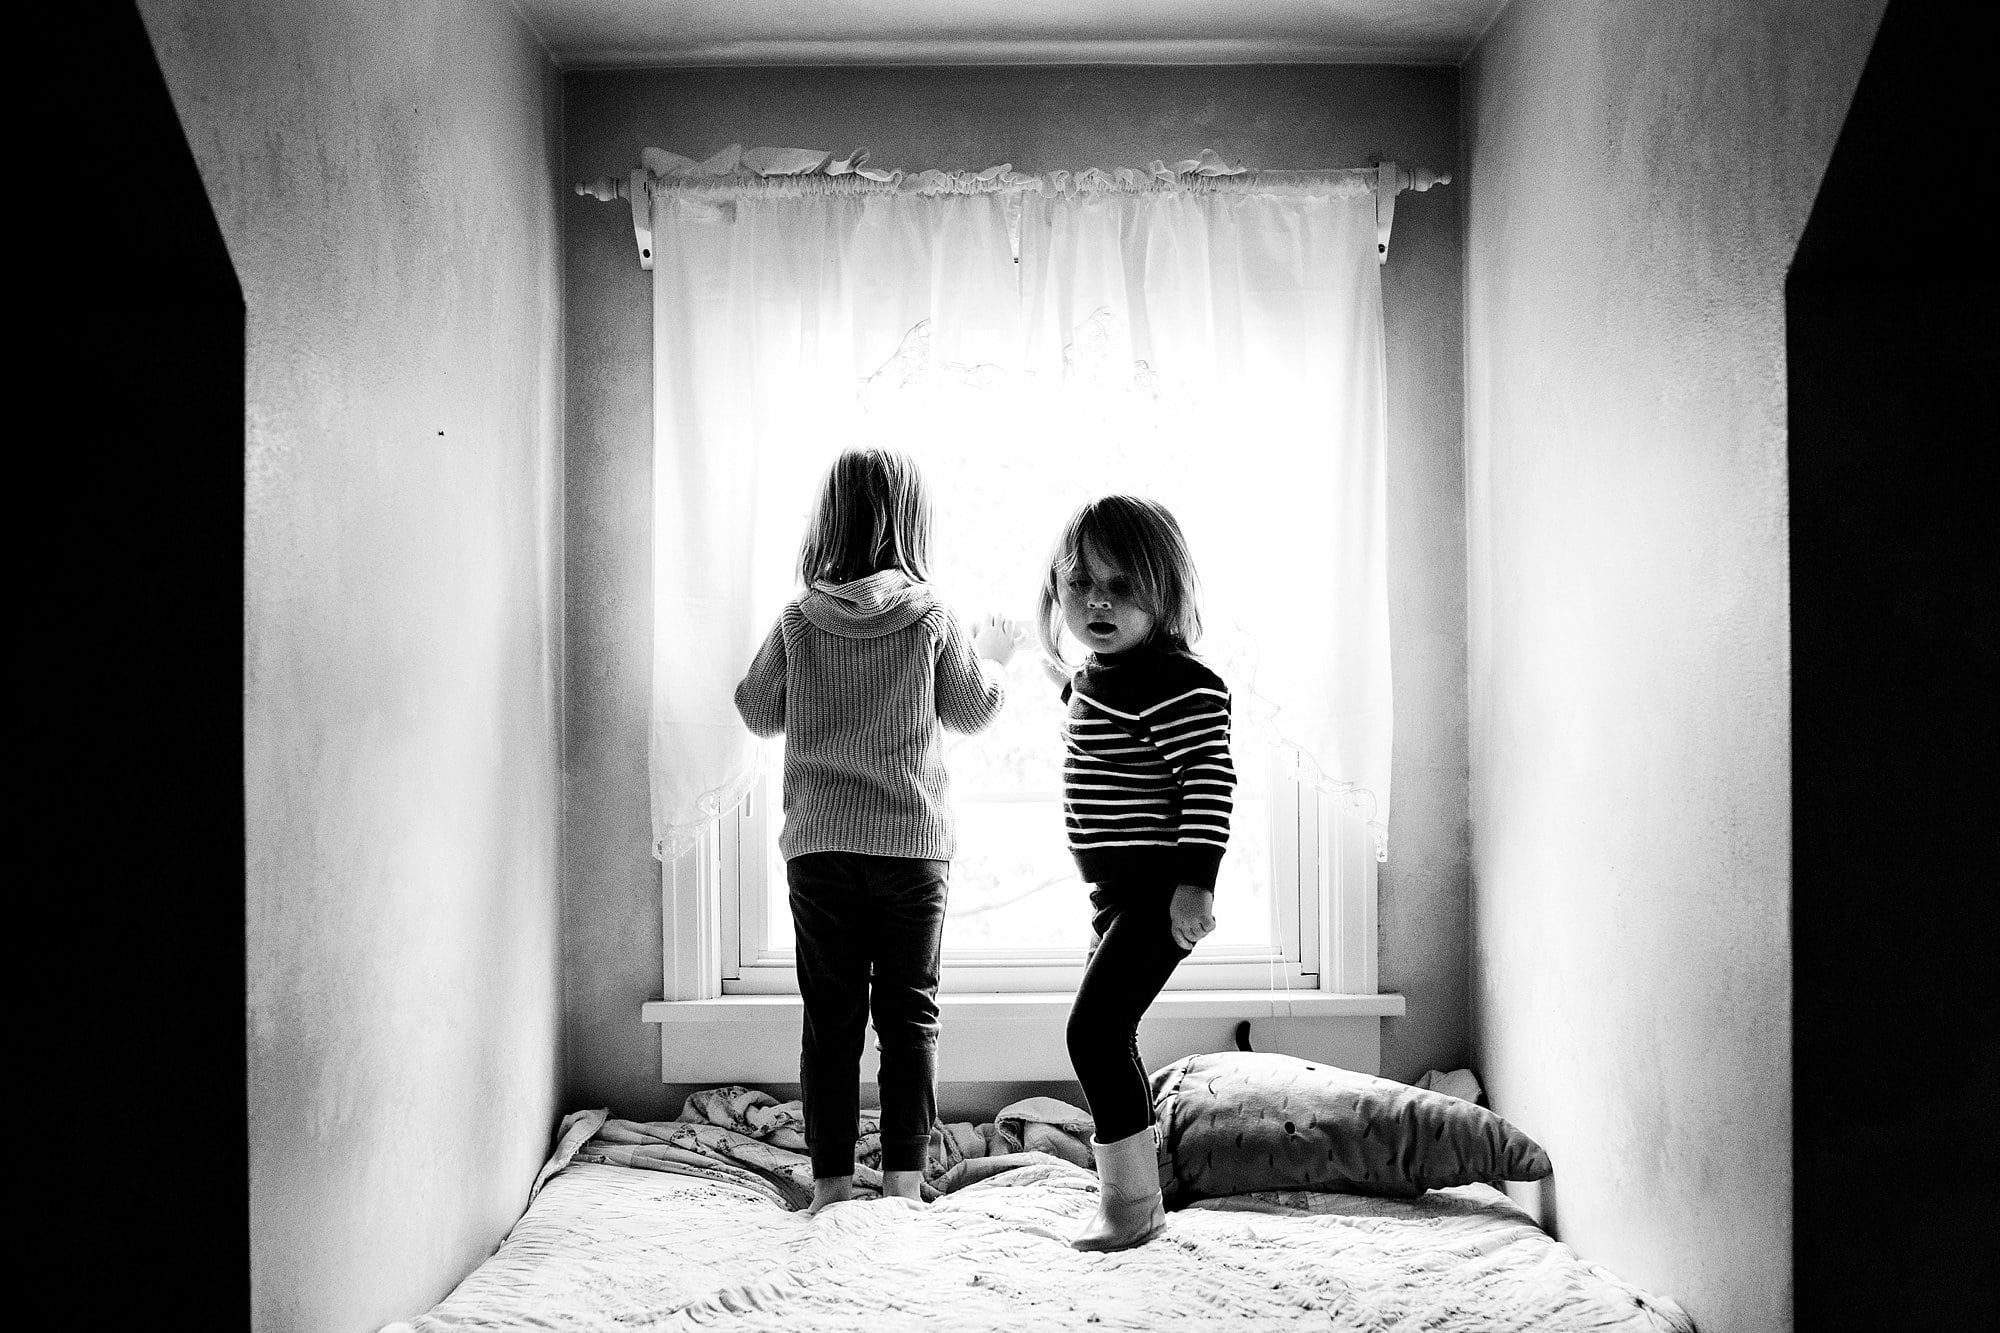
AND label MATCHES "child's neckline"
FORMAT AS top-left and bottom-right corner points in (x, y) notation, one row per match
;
(1089, 642), (1170, 666)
